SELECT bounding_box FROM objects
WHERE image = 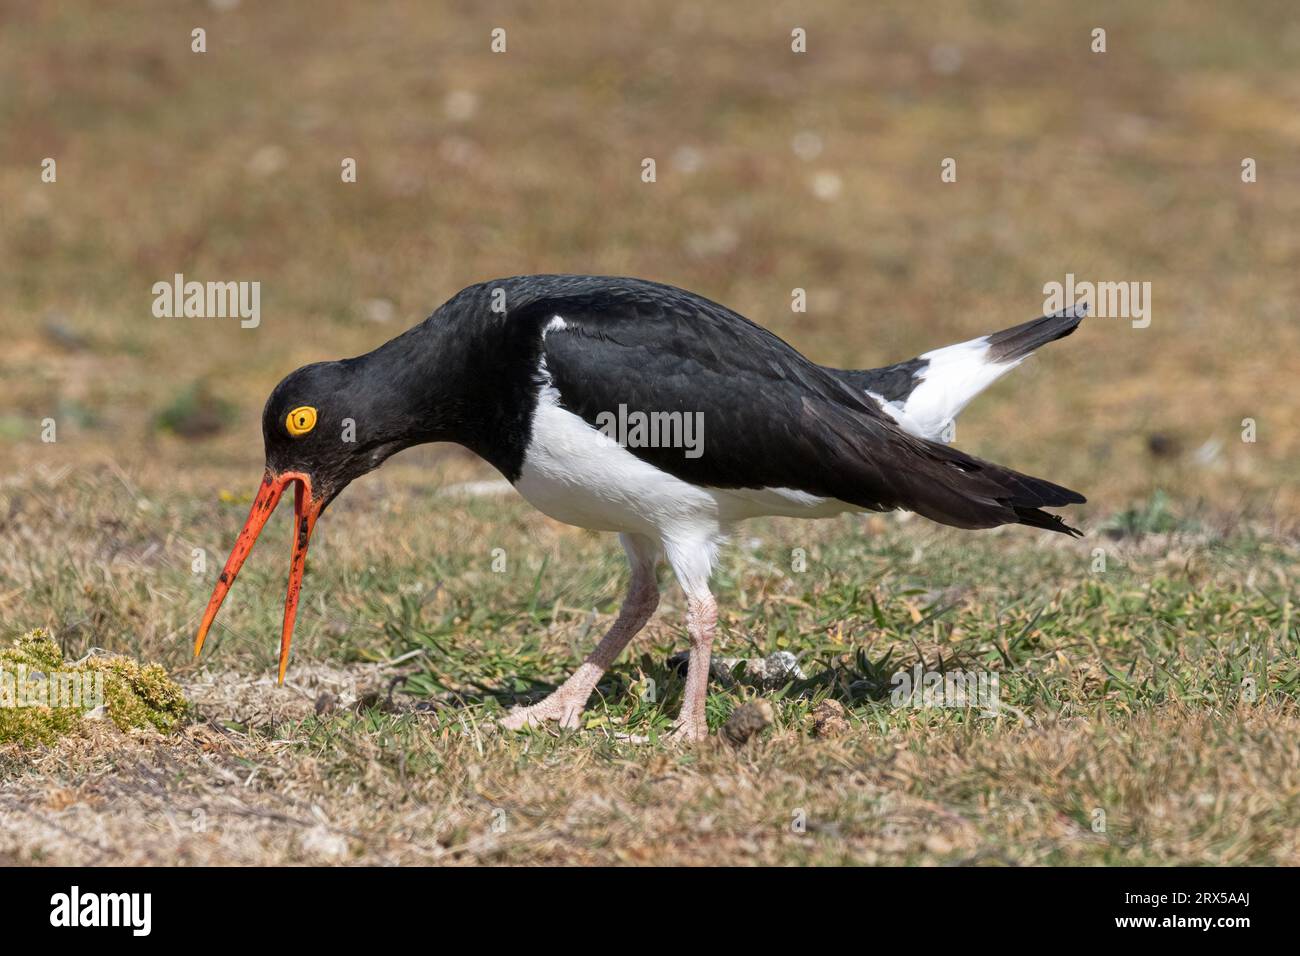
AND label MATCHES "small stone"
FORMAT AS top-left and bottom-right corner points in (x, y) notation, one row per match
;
(721, 700), (774, 745)
(811, 699), (849, 738)
(761, 651), (804, 686)
(701, 650), (805, 690)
